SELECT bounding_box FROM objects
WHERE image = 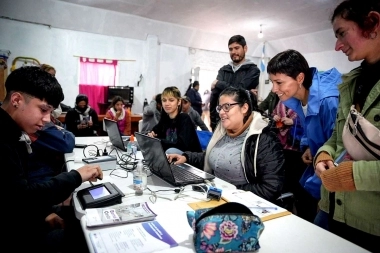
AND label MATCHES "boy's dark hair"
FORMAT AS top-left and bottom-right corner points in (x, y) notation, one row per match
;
(228, 35), (247, 47)
(267, 49), (312, 90)
(5, 66), (63, 108)
(192, 81), (200, 89)
(331, 0), (380, 38)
